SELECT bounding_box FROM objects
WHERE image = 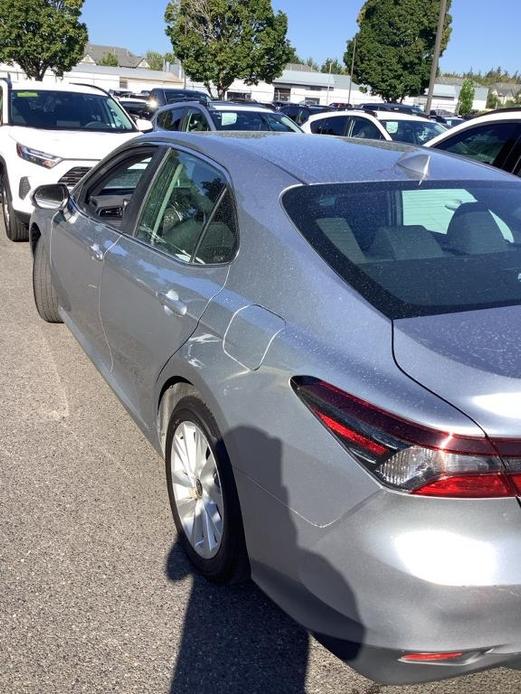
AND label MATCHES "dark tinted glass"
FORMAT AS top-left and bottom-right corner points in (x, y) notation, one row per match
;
(350, 117), (384, 139)
(434, 122), (521, 165)
(311, 116), (348, 136)
(157, 107), (186, 131)
(10, 90), (134, 131)
(283, 180), (521, 318)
